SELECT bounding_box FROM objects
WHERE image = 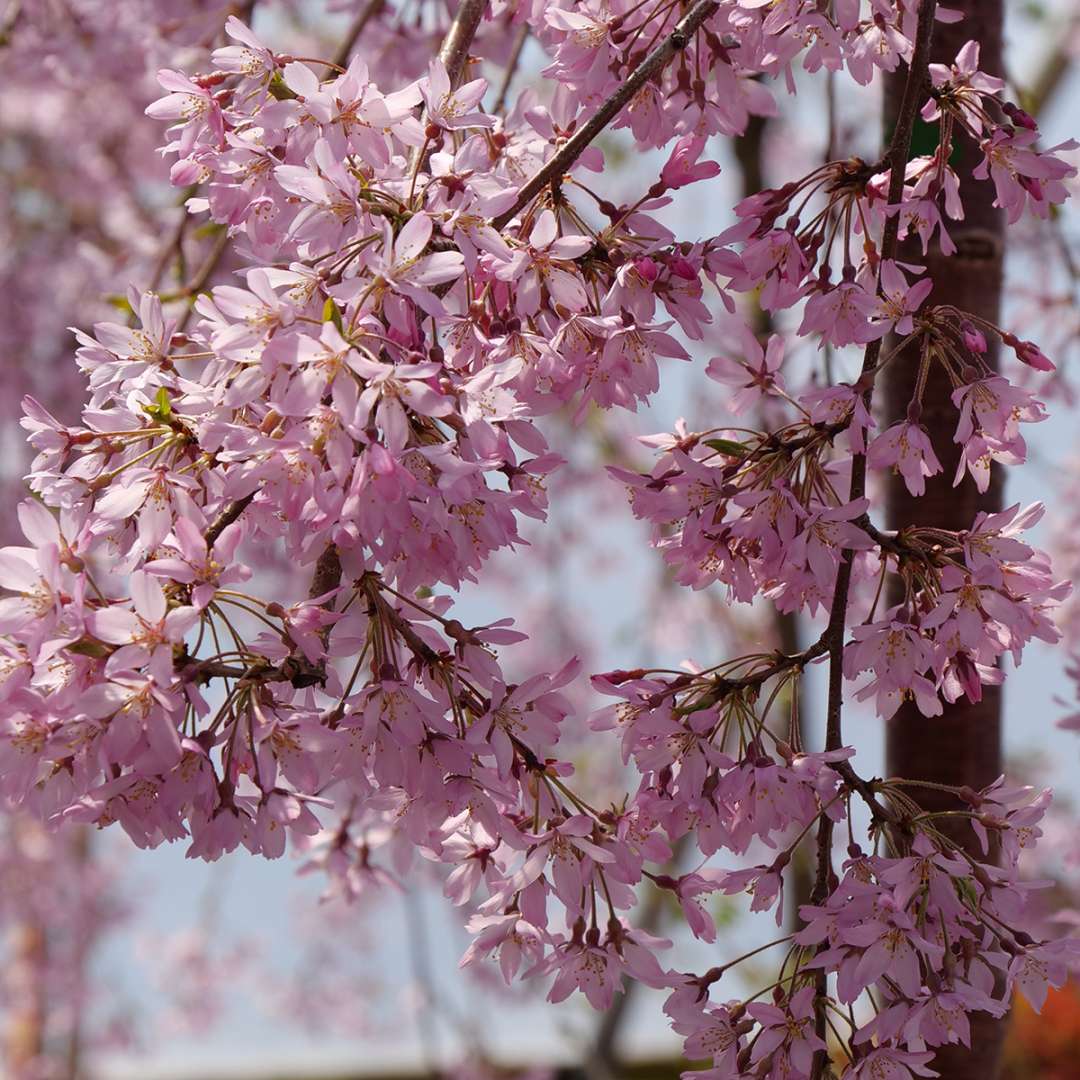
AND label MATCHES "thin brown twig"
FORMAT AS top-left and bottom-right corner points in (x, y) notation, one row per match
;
(435, 0), (487, 85)
(493, 22), (530, 115)
(822, 0), (939, 758)
(332, 0), (385, 69)
(205, 492), (257, 548)
(145, 211), (190, 296)
(176, 229), (231, 332)
(491, 0), (719, 230)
